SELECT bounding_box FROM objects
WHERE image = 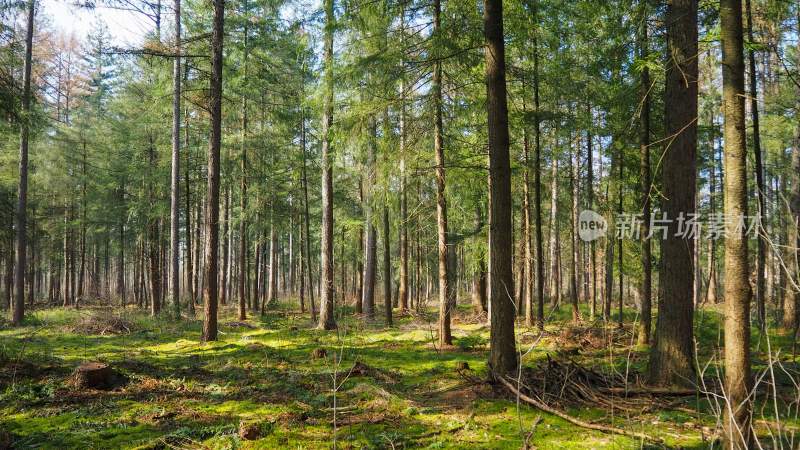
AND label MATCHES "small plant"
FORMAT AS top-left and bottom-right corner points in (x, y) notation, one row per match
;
(456, 334), (486, 351)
